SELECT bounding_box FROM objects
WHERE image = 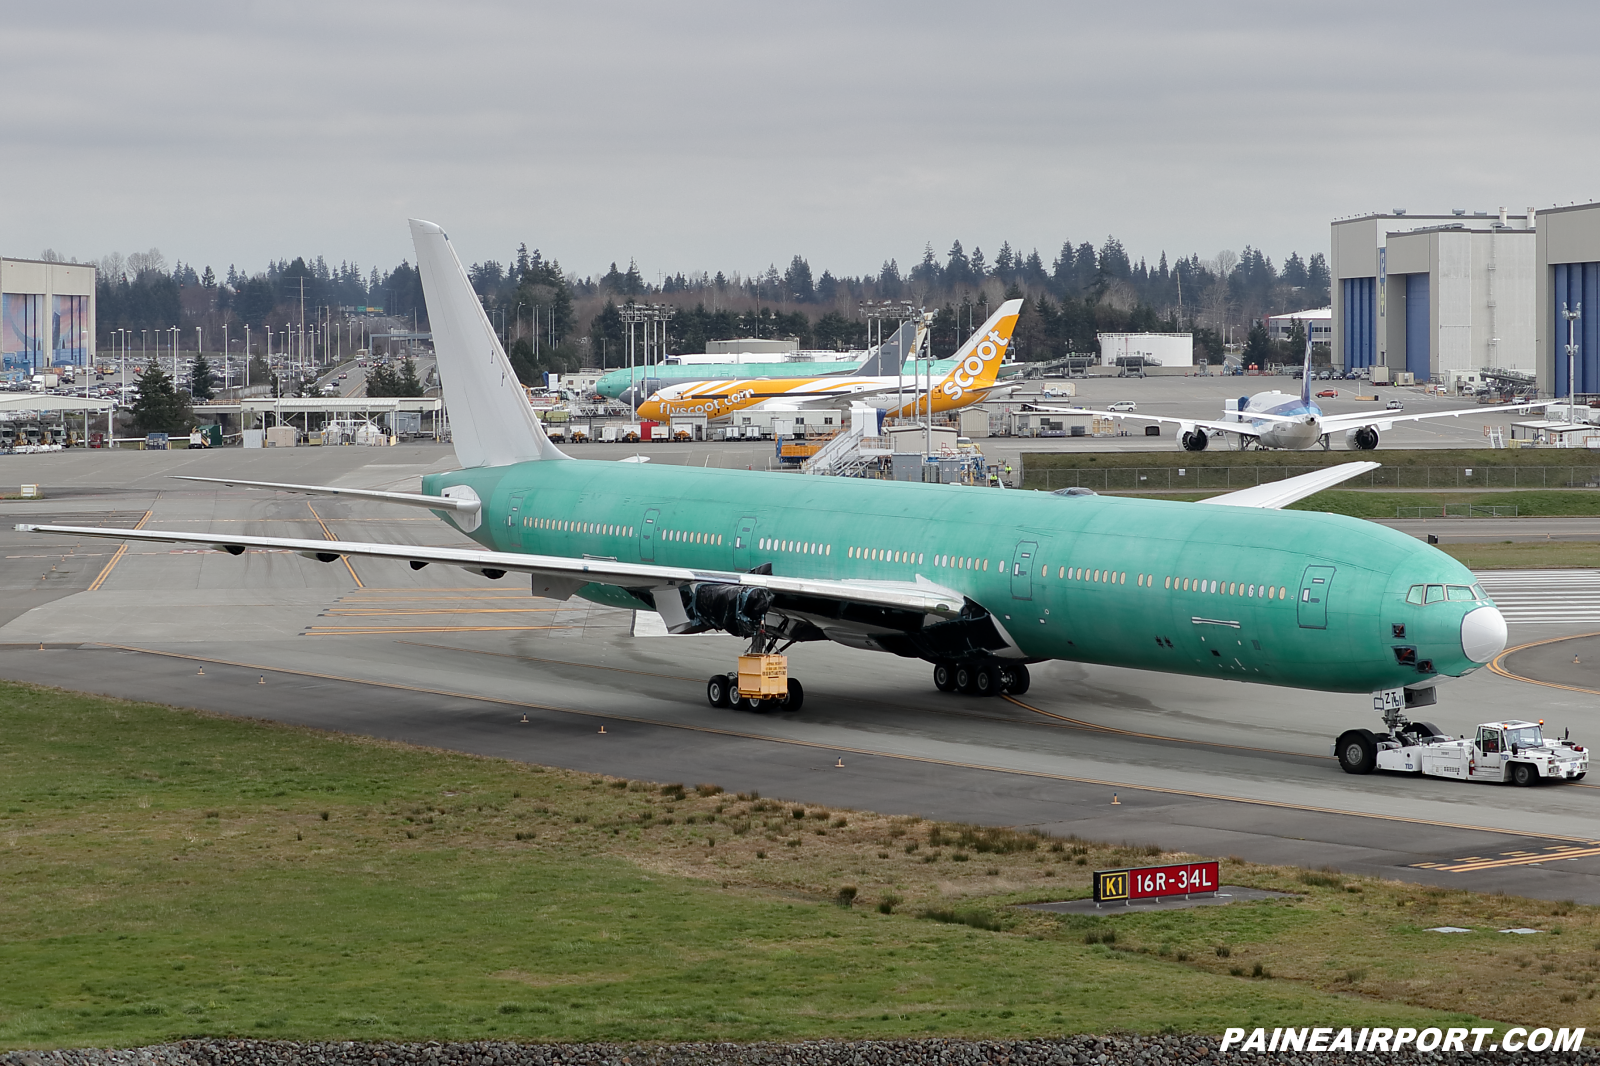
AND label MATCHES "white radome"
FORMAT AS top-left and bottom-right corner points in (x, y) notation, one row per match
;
(1460, 606), (1508, 664)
